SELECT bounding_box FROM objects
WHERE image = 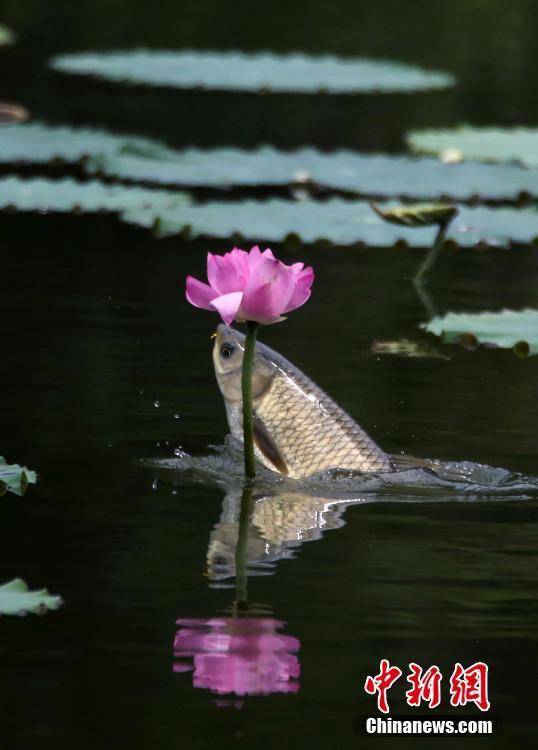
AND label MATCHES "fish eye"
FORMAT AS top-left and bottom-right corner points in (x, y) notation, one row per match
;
(220, 342), (235, 359)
